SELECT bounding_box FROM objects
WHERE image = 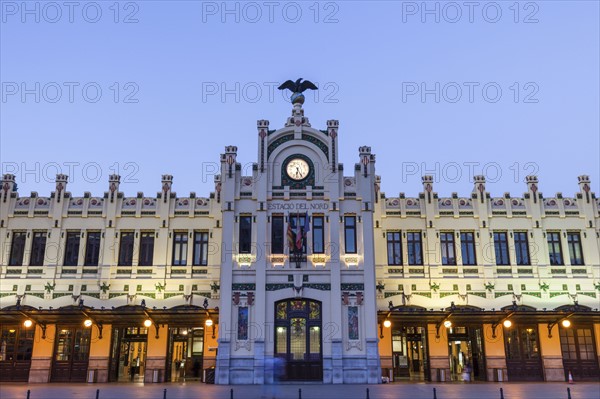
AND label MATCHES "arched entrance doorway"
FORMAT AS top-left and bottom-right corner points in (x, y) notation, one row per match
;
(274, 299), (322, 381)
